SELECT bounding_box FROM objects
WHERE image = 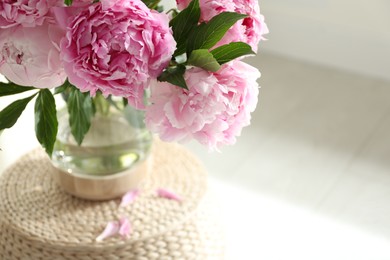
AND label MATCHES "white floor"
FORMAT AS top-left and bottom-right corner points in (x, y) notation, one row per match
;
(187, 53), (390, 259)
(2, 53), (390, 259)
